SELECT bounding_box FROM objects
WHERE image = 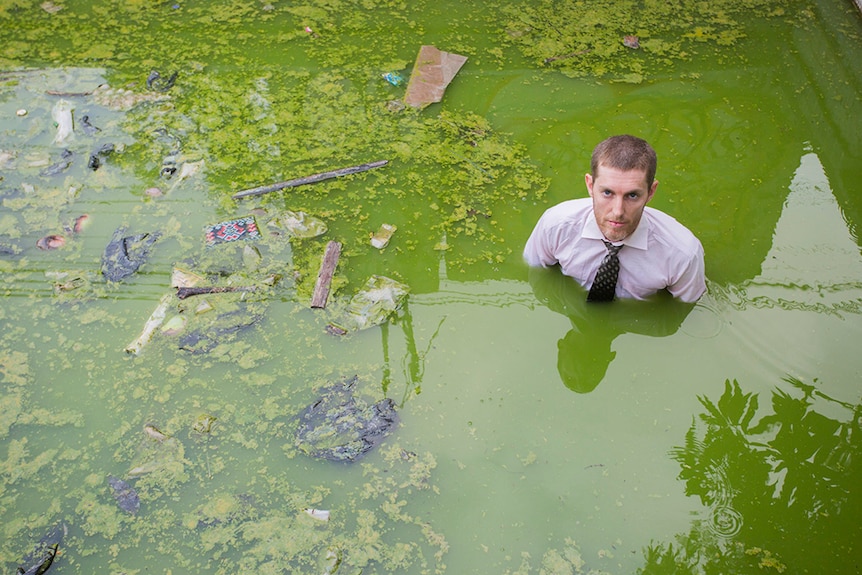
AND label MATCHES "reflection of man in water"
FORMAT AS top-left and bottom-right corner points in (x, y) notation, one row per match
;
(529, 266), (694, 393)
(524, 135), (706, 303)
